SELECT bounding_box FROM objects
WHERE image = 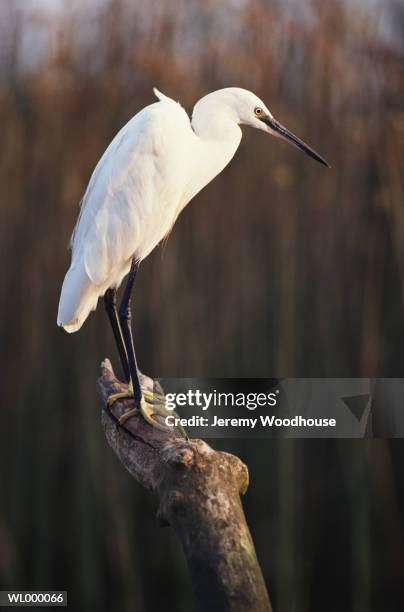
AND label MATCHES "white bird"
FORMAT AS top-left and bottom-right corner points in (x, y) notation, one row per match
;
(57, 87), (328, 429)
